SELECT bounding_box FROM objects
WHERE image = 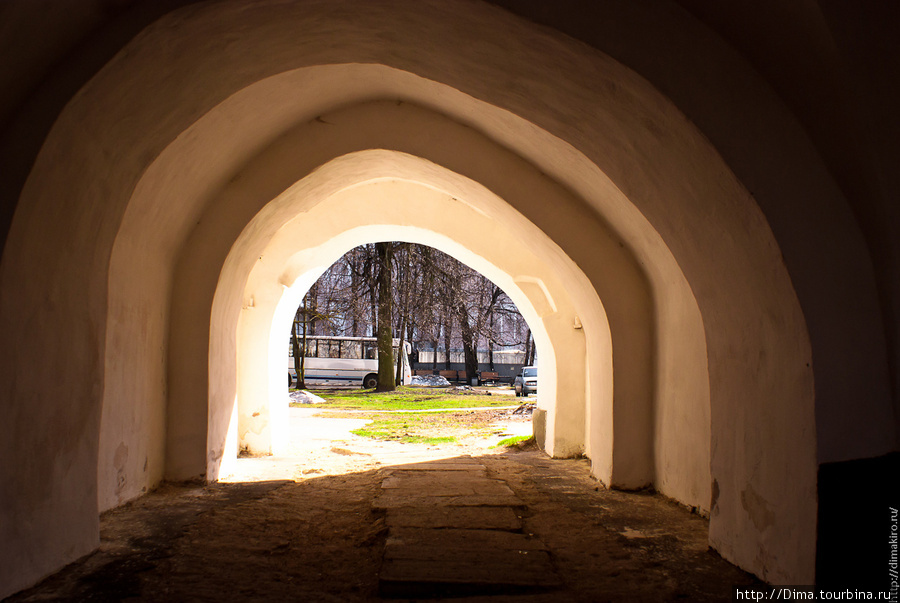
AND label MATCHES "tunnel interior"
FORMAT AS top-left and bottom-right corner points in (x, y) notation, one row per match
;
(2, 1), (897, 597)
